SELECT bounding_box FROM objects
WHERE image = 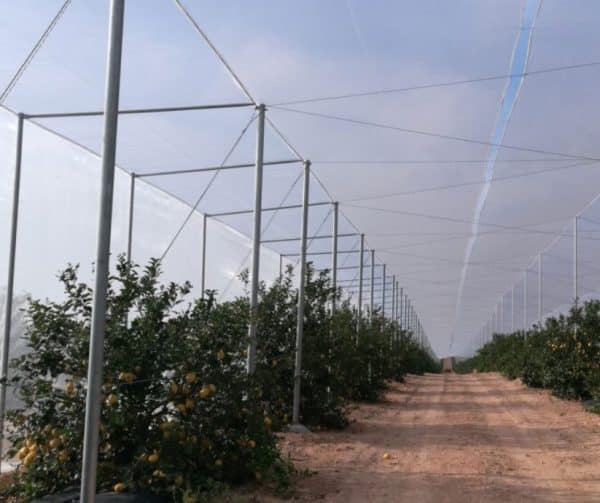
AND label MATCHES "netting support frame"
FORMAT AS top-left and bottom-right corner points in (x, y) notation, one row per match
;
(246, 104), (266, 375)
(292, 160), (310, 427)
(331, 202), (339, 314)
(80, 1), (125, 500)
(0, 113), (24, 472)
